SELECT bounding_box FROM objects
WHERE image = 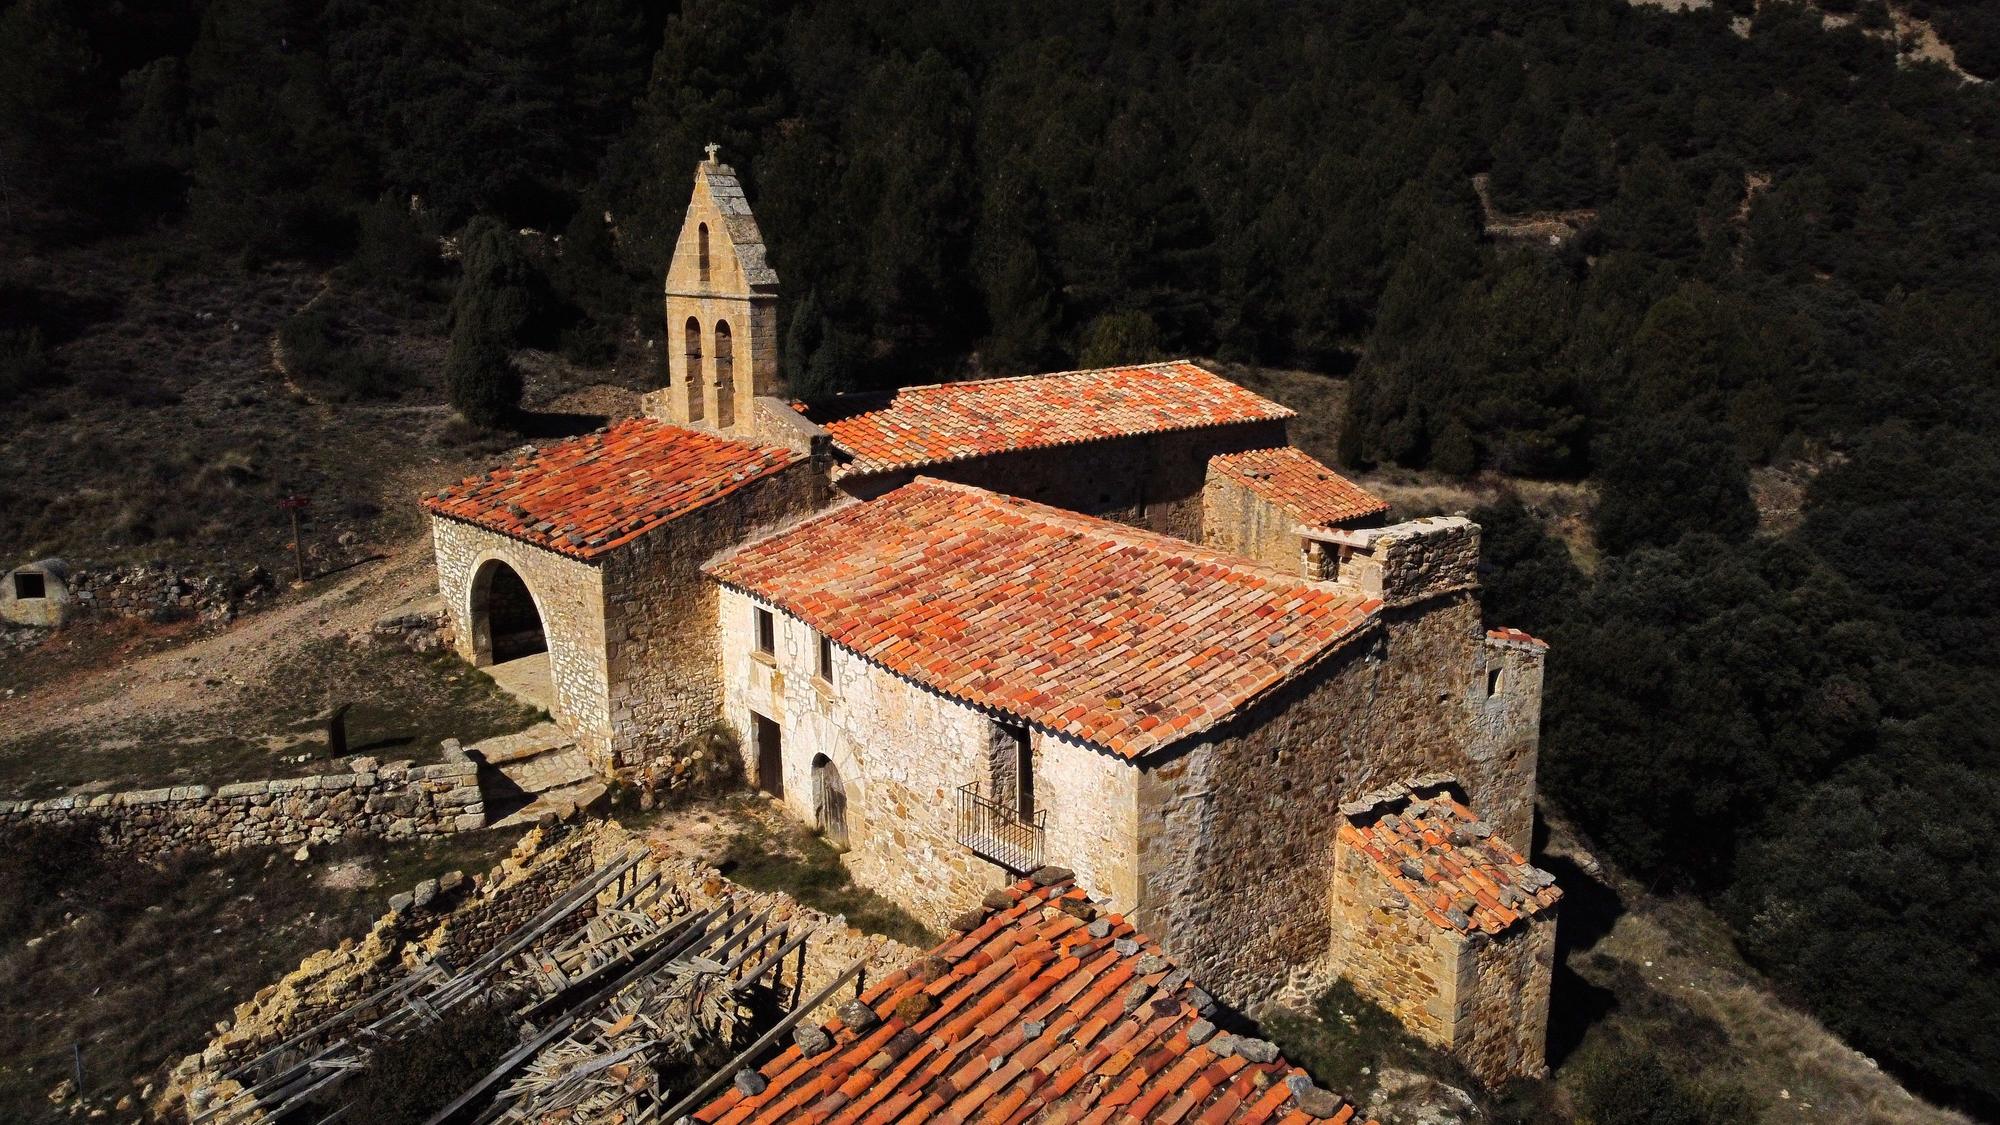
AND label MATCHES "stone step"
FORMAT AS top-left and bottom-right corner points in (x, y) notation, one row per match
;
(467, 722), (572, 767)
(487, 781), (610, 829)
(494, 744), (596, 797)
